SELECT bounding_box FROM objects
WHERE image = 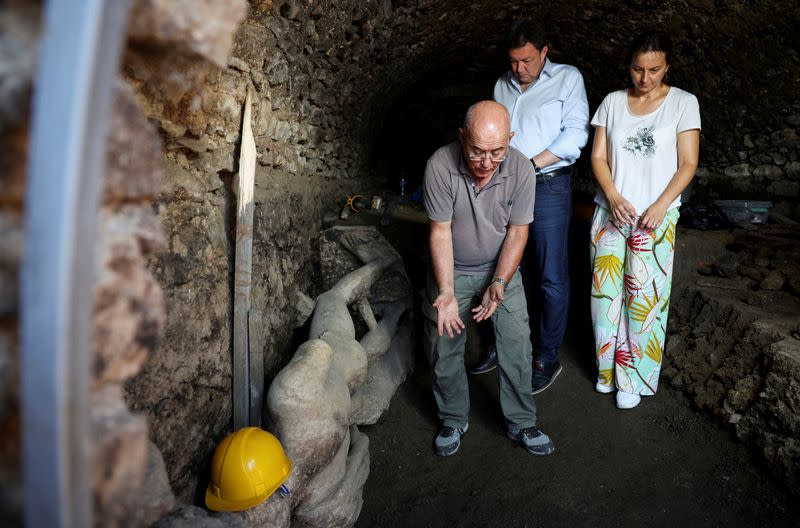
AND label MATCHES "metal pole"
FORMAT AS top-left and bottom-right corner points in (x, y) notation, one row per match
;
(21, 0), (130, 526)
